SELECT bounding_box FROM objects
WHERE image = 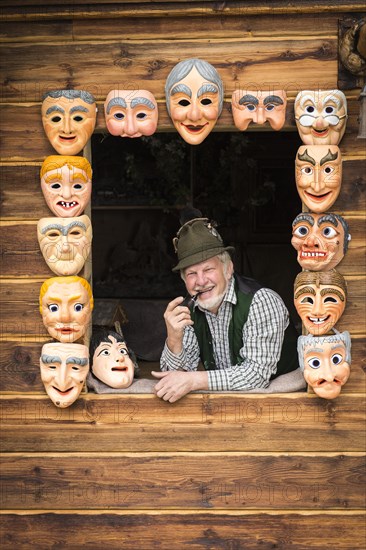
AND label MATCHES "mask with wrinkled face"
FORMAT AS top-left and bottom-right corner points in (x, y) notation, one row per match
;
(294, 89), (347, 145)
(40, 342), (89, 408)
(232, 89), (287, 131)
(42, 90), (97, 155)
(291, 212), (349, 271)
(104, 89), (158, 138)
(295, 145), (342, 212)
(37, 215), (92, 276)
(298, 332), (351, 399)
